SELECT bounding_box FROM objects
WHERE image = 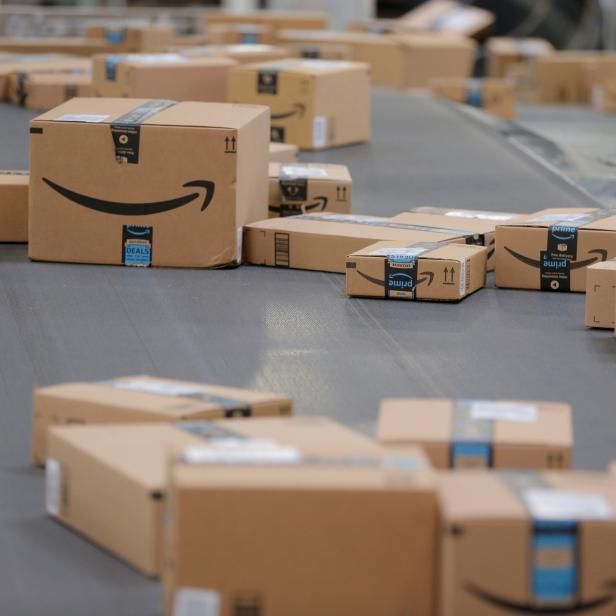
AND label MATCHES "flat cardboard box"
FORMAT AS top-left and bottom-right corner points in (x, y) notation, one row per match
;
(378, 398), (572, 469)
(205, 10), (328, 33)
(91, 53), (235, 101)
(29, 98), (269, 267)
(205, 23), (274, 46)
(430, 77), (516, 121)
(171, 44), (291, 65)
(494, 208), (616, 292)
(164, 441), (435, 616)
(45, 416), (396, 576)
(229, 58), (370, 149)
(486, 37), (554, 79)
(268, 162), (351, 217)
(585, 259), (616, 329)
(7, 70), (92, 111)
(268, 141), (298, 163)
(33, 375), (293, 466)
(346, 241), (486, 302)
(84, 25), (173, 53)
(244, 212), (469, 274)
(532, 52), (599, 104)
(437, 470), (616, 616)
(0, 37), (110, 57)
(0, 171), (29, 242)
